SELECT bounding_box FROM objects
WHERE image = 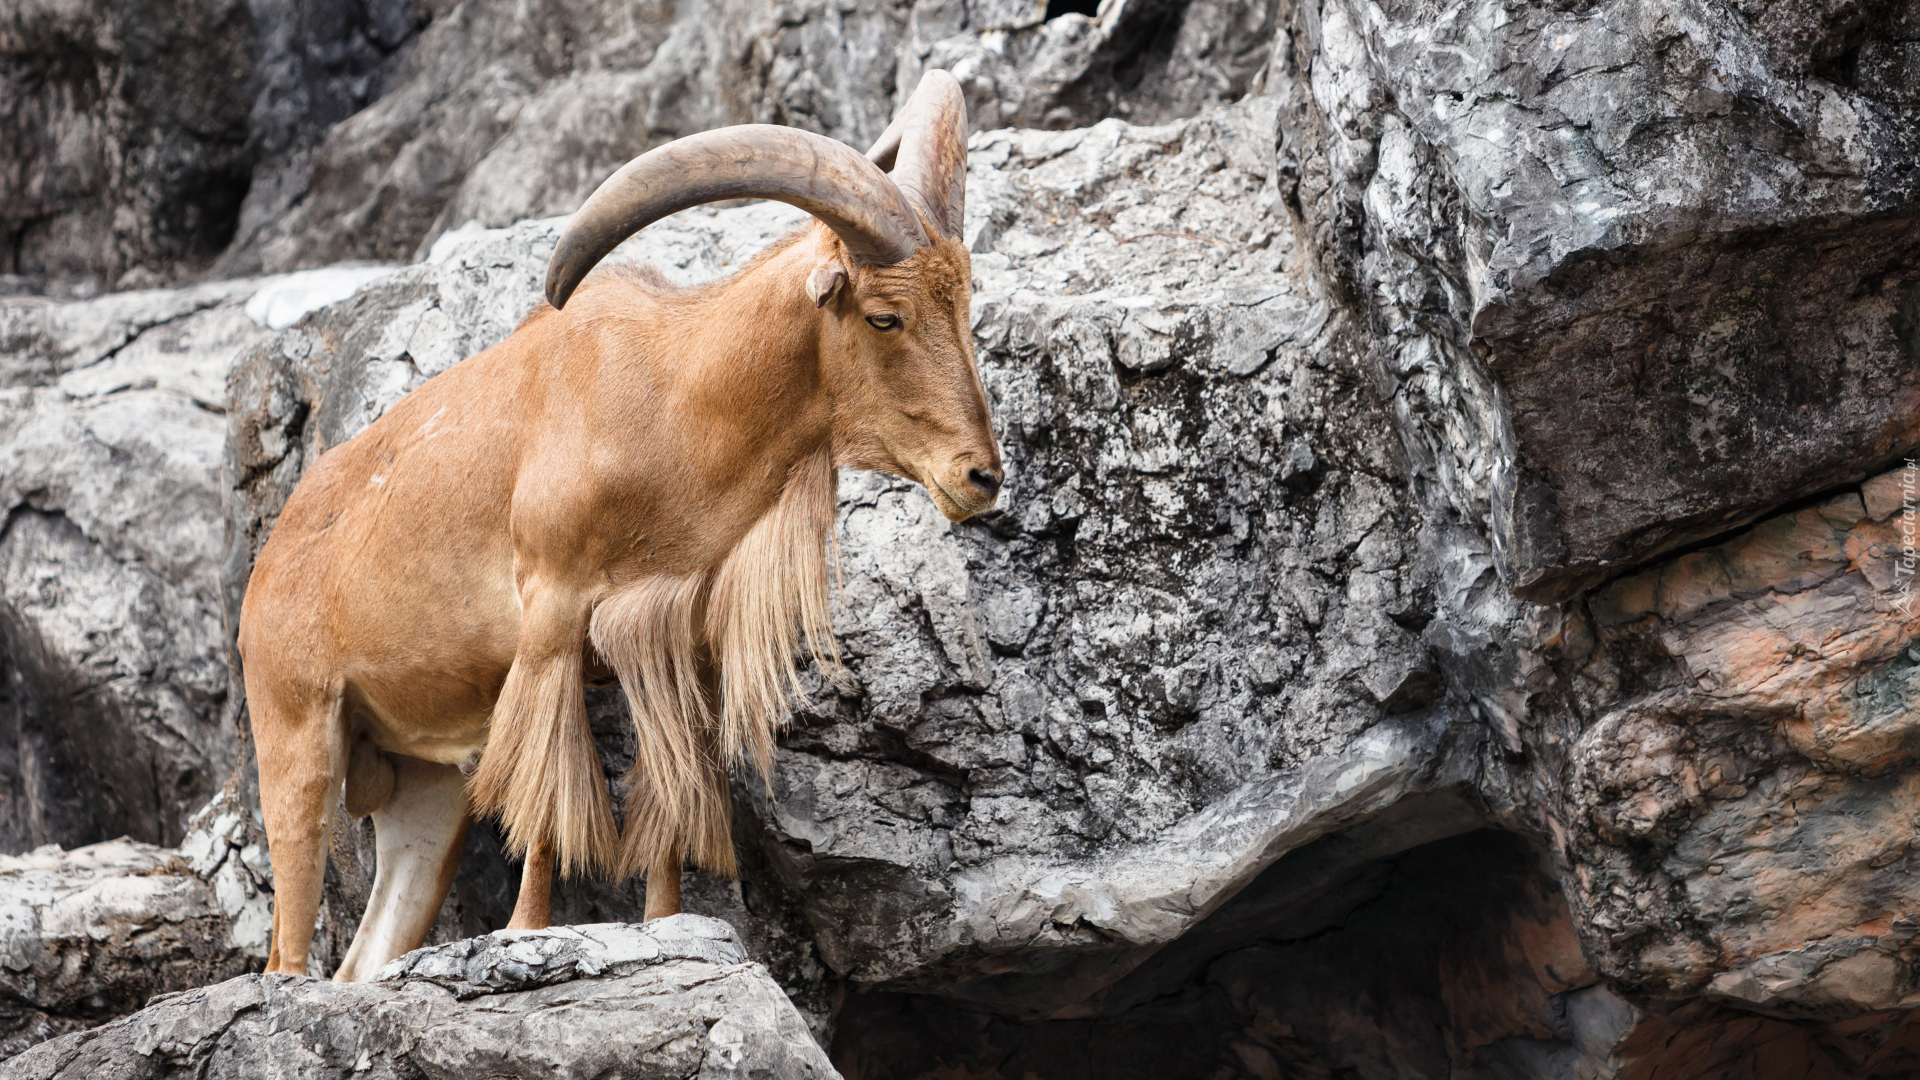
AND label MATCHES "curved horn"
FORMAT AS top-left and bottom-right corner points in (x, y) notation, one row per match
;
(866, 107), (904, 172)
(867, 70), (969, 240)
(546, 126), (929, 309)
